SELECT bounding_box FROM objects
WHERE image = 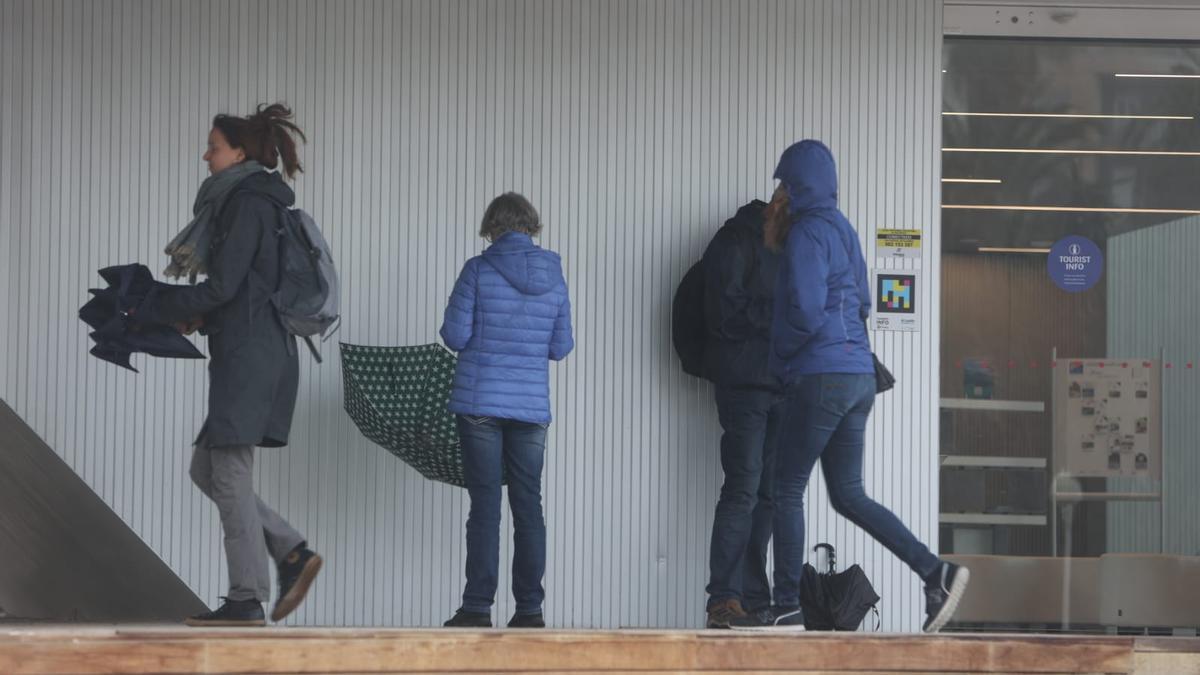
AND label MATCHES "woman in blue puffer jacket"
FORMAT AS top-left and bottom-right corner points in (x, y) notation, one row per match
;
(439, 192), (574, 629)
(765, 140), (968, 634)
